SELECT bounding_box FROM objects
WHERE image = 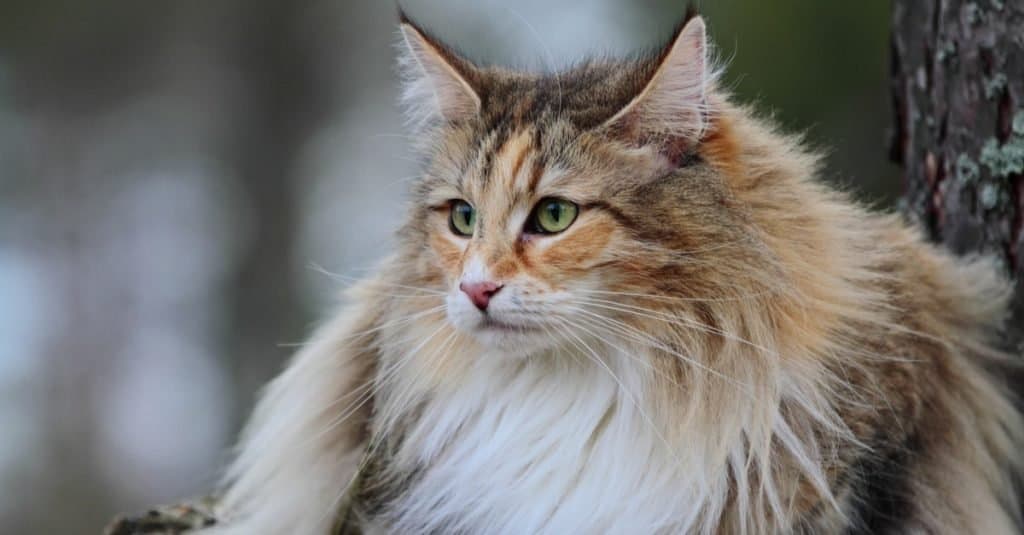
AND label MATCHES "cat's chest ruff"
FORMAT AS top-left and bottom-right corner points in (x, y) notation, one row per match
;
(368, 350), (709, 534)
